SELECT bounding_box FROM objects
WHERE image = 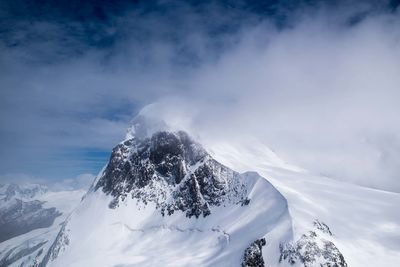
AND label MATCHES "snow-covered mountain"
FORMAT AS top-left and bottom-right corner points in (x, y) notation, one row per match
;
(0, 184), (85, 266)
(37, 133), (287, 266)
(0, 184), (57, 243)
(0, 184), (48, 202)
(2, 113), (399, 267)
(18, 115), (347, 267)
